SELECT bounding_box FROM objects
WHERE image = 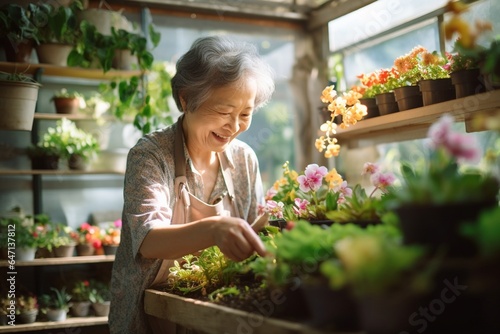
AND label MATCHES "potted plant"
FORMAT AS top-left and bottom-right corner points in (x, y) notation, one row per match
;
(100, 219), (121, 255)
(39, 287), (71, 322)
(367, 68), (400, 115)
(51, 88), (84, 114)
(444, 0), (499, 91)
(384, 114), (500, 258)
(319, 231), (434, 334)
(0, 3), (50, 62)
(0, 214), (39, 261)
(73, 222), (102, 256)
(89, 280), (111, 317)
(51, 223), (77, 257)
(45, 118), (100, 170)
(70, 280), (92, 317)
(36, 0), (84, 66)
(16, 293), (38, 324)
(0, 72), (41, 132)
